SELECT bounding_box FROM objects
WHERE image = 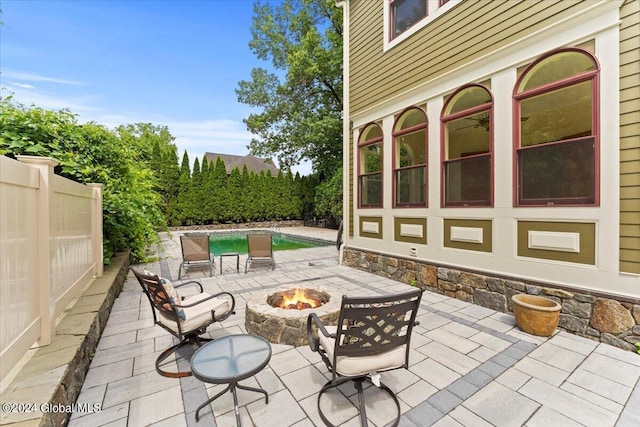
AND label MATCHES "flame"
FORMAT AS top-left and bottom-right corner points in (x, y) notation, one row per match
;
(280, 288), (321, 309)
